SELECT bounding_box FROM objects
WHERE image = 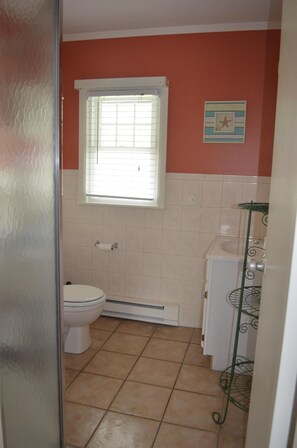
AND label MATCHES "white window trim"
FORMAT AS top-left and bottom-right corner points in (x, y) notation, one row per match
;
(75, 76), (168, 208)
